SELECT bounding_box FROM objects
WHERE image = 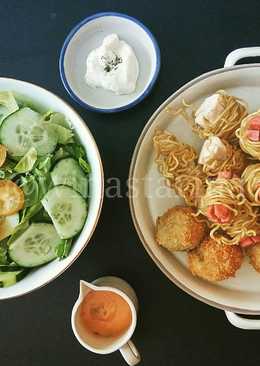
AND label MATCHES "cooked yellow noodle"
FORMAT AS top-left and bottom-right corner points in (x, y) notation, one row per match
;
(237, 111), (260, 159)
(242, 163), (260, 205)
(202, 140), (247, 177)
(154, 93), (260, 248)
(209, 204), (257, 245)
(198, 178), (257, 245)
(195, 91), (247, 141)
(168, 91), (248, 142)
(153, 130), (206, 206)
(173, 169), (206, 207)
(199, 178), (245, 213)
